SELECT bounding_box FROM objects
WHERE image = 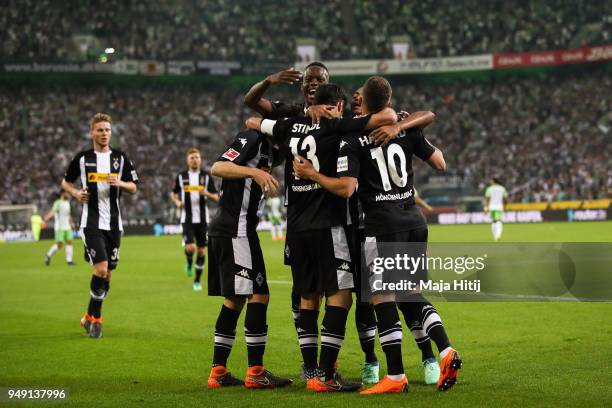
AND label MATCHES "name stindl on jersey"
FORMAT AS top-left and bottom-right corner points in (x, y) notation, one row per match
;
(183, 185), (204, 192)
(87, 172), (119, 183)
